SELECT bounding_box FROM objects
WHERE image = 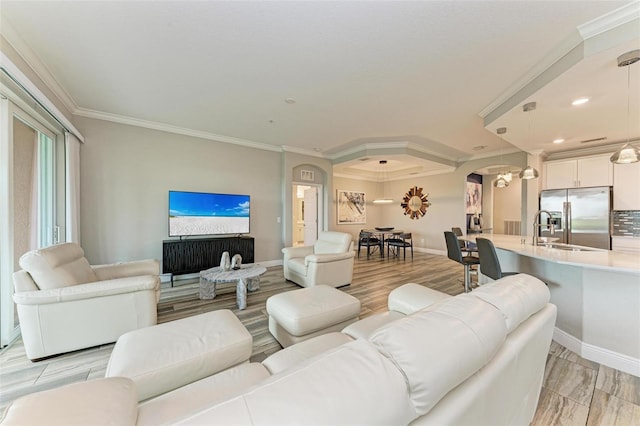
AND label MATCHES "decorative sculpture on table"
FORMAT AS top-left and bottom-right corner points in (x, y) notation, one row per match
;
(220, 251), (231, 271)
(231, 254), (242, 270)
(401, 186), (431, 220)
